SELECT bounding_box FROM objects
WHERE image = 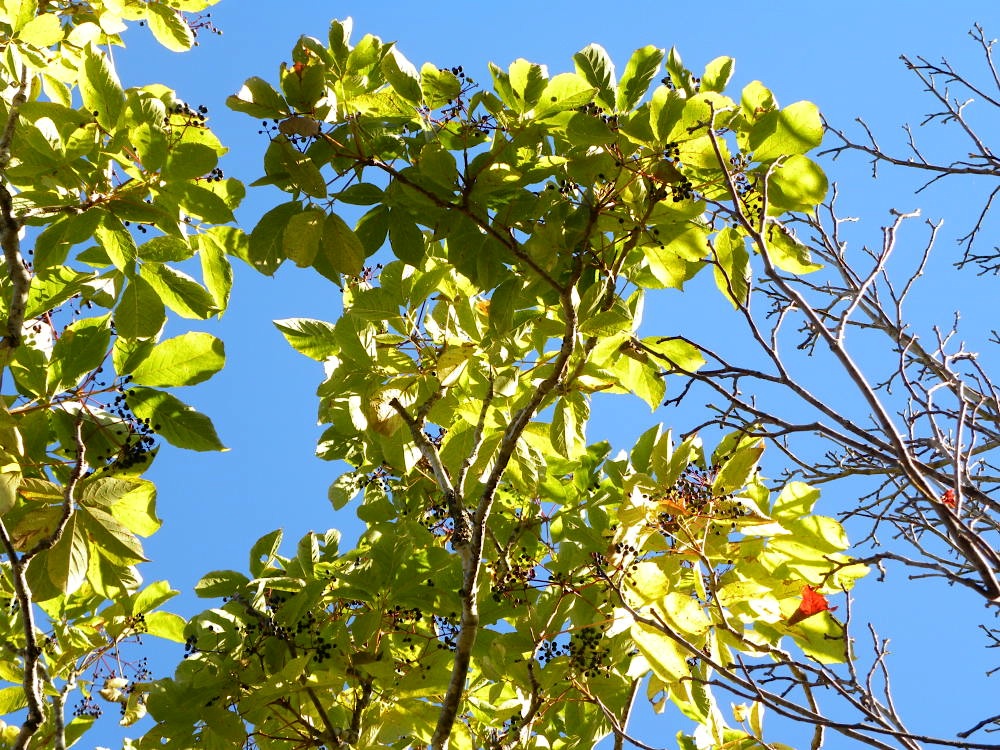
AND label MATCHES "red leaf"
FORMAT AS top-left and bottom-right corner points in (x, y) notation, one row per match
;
(942, 489), (957, 508)
(786, 585), (835, 625)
